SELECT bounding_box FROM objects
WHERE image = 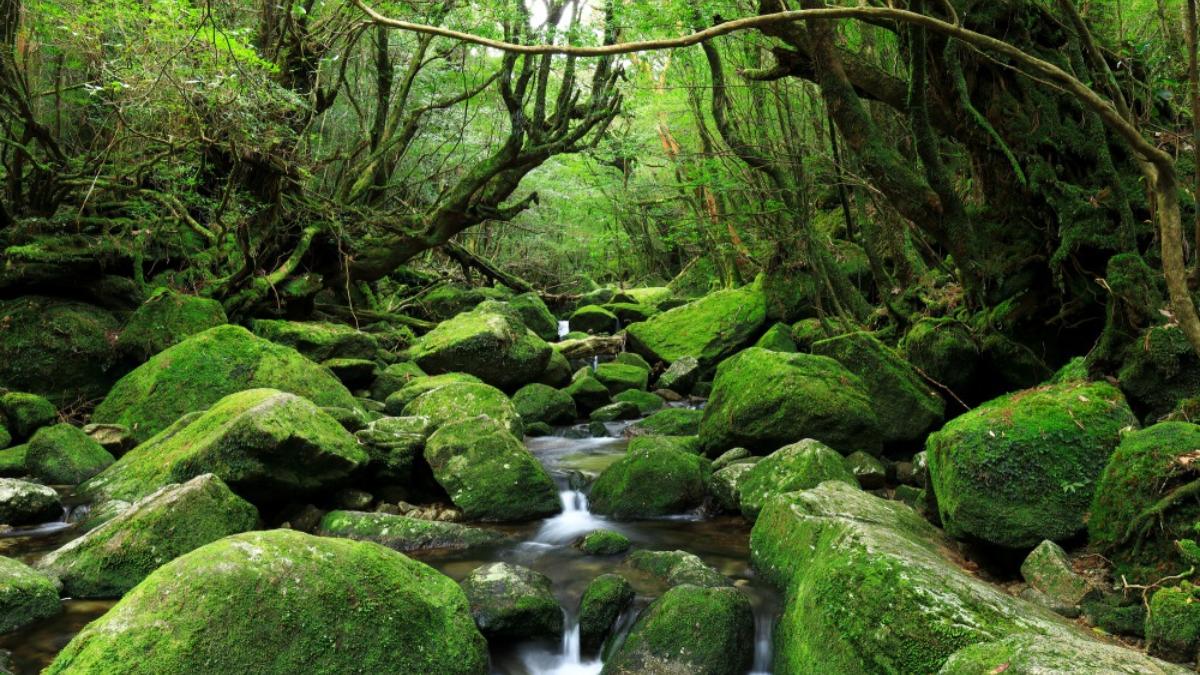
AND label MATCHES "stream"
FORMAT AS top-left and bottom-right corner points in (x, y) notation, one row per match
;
(0, 424), (780, 674)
